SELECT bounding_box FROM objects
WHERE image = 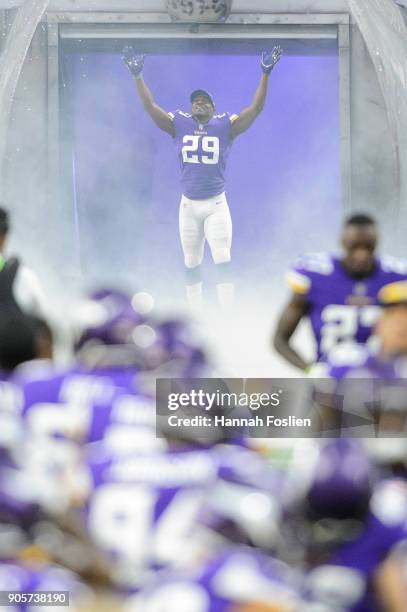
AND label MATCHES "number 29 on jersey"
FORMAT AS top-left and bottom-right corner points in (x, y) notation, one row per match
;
(182, 135), (219, 165)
